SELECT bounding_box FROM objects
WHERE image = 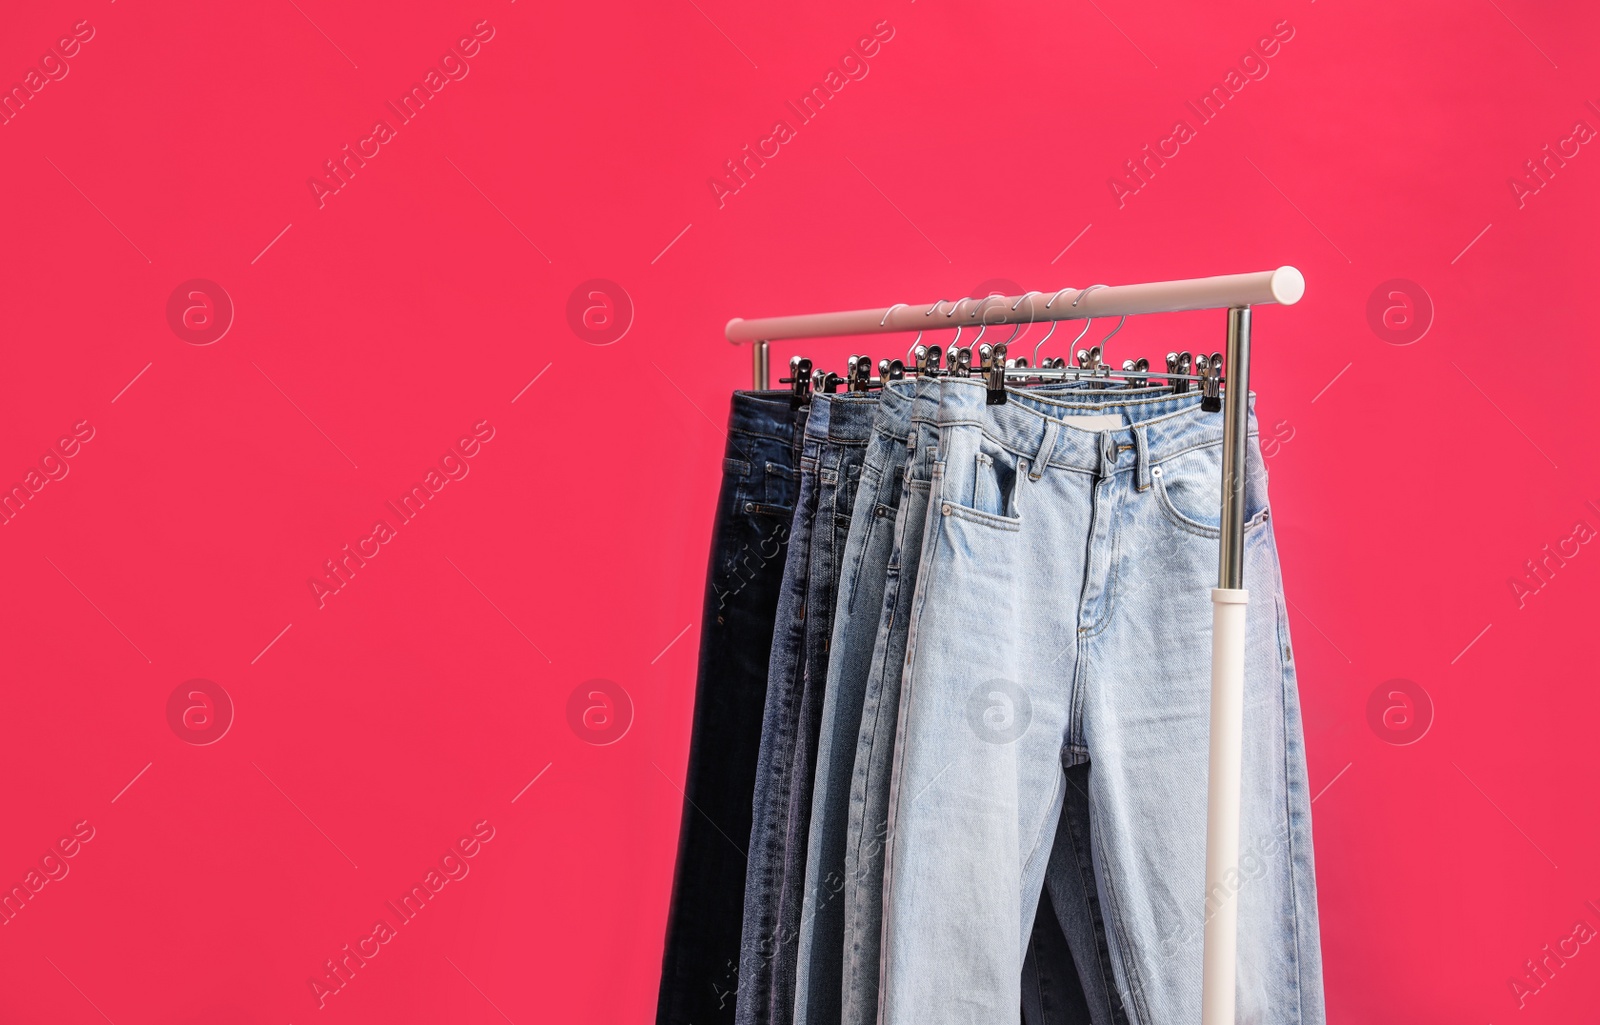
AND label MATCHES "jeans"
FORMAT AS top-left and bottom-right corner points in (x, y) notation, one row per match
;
(837, 376), (940, 1025)
(880, 379), (1324, 1025)
(841, 380), (1099, 1025)
(1024, 763), (1129, 1025)
(737, 392), (879, 1025)
(657, 391), (805, 1025)
(793, 380), (917, 1025)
